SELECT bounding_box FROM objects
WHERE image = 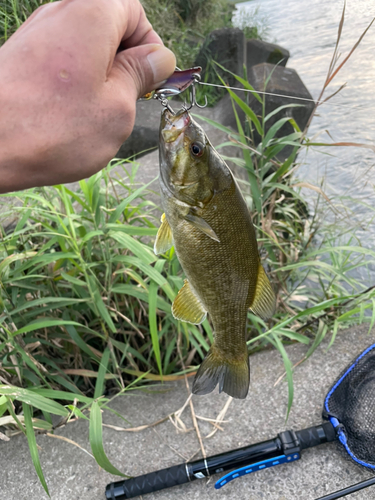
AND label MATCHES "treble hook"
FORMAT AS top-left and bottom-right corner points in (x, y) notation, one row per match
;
(184, 73), (208, 111)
